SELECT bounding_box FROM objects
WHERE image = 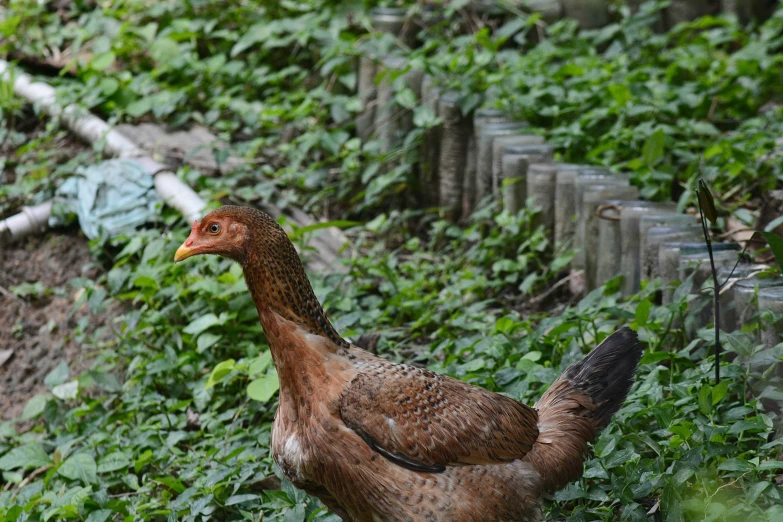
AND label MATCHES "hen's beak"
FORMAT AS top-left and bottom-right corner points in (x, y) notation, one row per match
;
(174, 242), (195, 262)
(175, 220), (202, 262)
